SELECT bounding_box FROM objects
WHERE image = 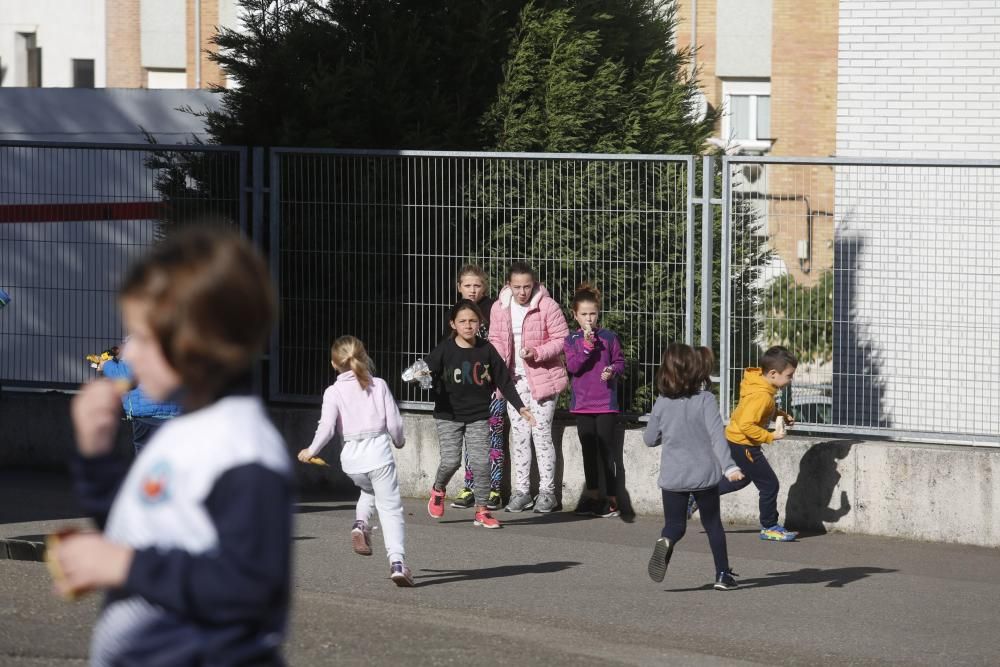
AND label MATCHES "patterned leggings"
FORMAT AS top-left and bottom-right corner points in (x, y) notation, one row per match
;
(462, 397), (506, 491)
